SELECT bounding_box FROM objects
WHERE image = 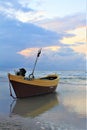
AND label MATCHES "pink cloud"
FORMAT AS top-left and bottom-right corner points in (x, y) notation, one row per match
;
(17, 46), (61, 58)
